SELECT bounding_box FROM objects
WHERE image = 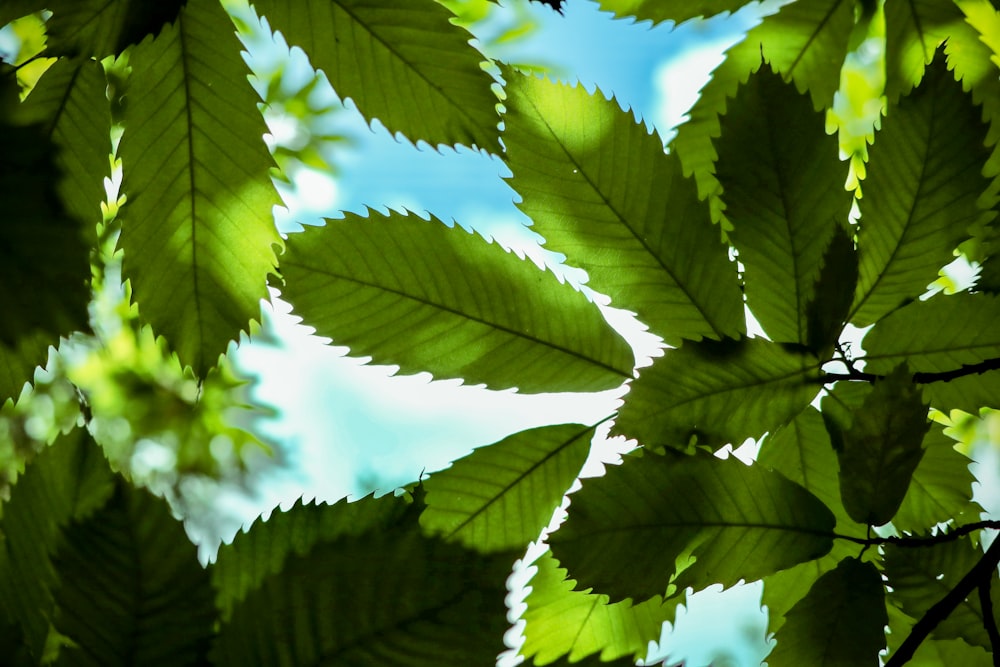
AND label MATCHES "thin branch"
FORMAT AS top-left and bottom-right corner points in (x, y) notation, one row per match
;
(886, 537), (1000, 666)
(833, 521), (1000, 547)
(979, 576), (1000, 666)
(820, 356), (1000, 385)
